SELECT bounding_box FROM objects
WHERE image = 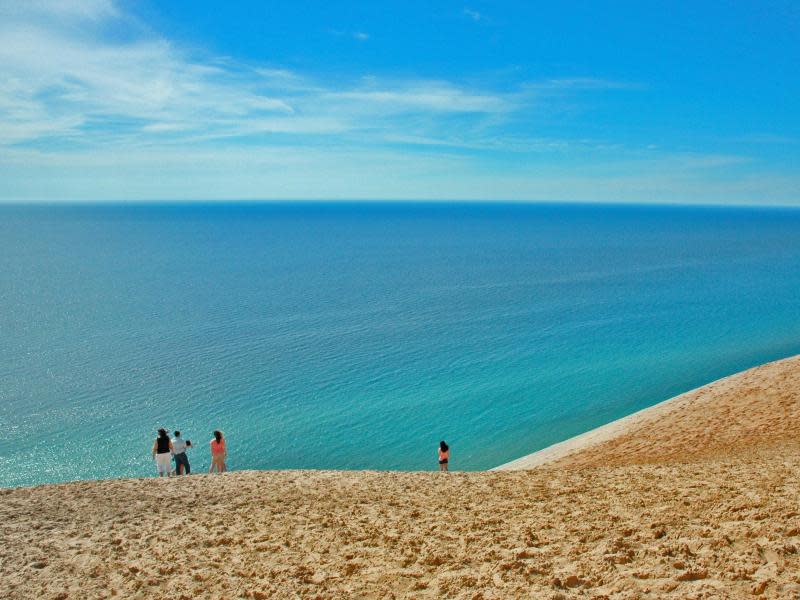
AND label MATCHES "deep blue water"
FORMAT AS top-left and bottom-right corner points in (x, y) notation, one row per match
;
(1, 202), (799, 487)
